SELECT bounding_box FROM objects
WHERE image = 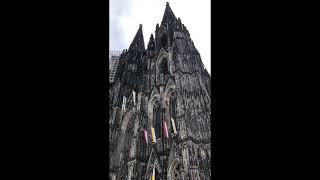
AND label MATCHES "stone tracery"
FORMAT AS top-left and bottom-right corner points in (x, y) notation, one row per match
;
(108, 2), (212, 179)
